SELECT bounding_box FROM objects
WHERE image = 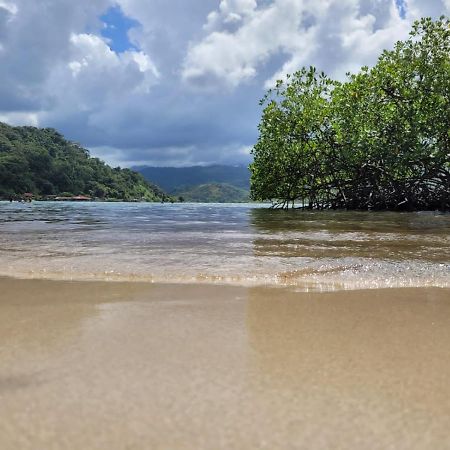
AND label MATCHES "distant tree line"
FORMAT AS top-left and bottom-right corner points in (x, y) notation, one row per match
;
(250, 17), (449, 210)
(0, 123), (168, 201)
